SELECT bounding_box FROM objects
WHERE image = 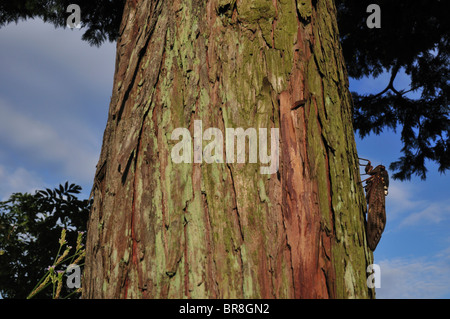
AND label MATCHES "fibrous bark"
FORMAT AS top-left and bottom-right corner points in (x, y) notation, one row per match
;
(83, 0), (374, 299)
